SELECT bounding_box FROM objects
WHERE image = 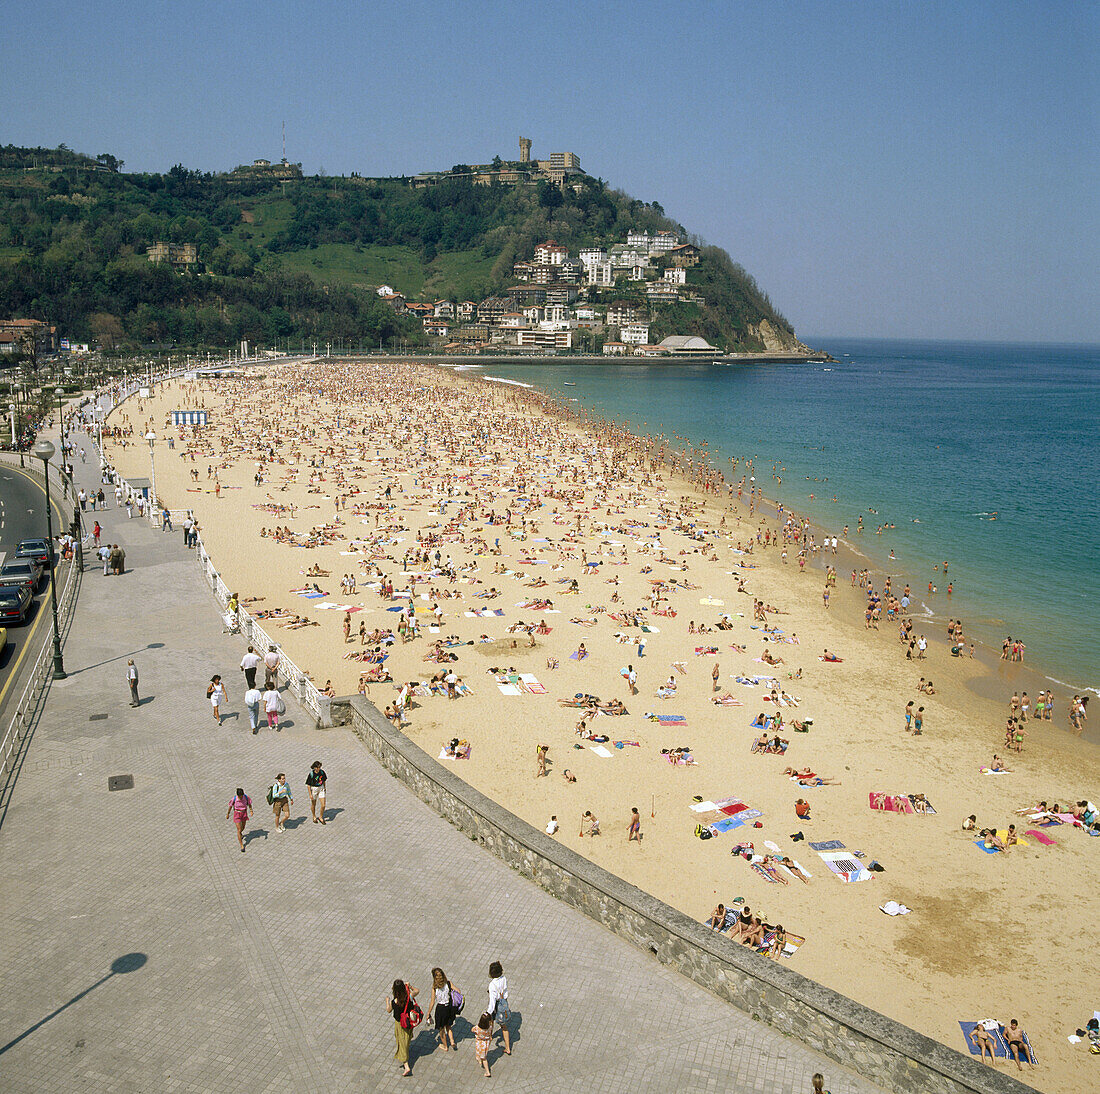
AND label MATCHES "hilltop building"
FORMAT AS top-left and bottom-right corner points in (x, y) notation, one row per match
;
(412, 137), (586, 189)
(229, 158), (303, 182)
(147, 242), (198, 270)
